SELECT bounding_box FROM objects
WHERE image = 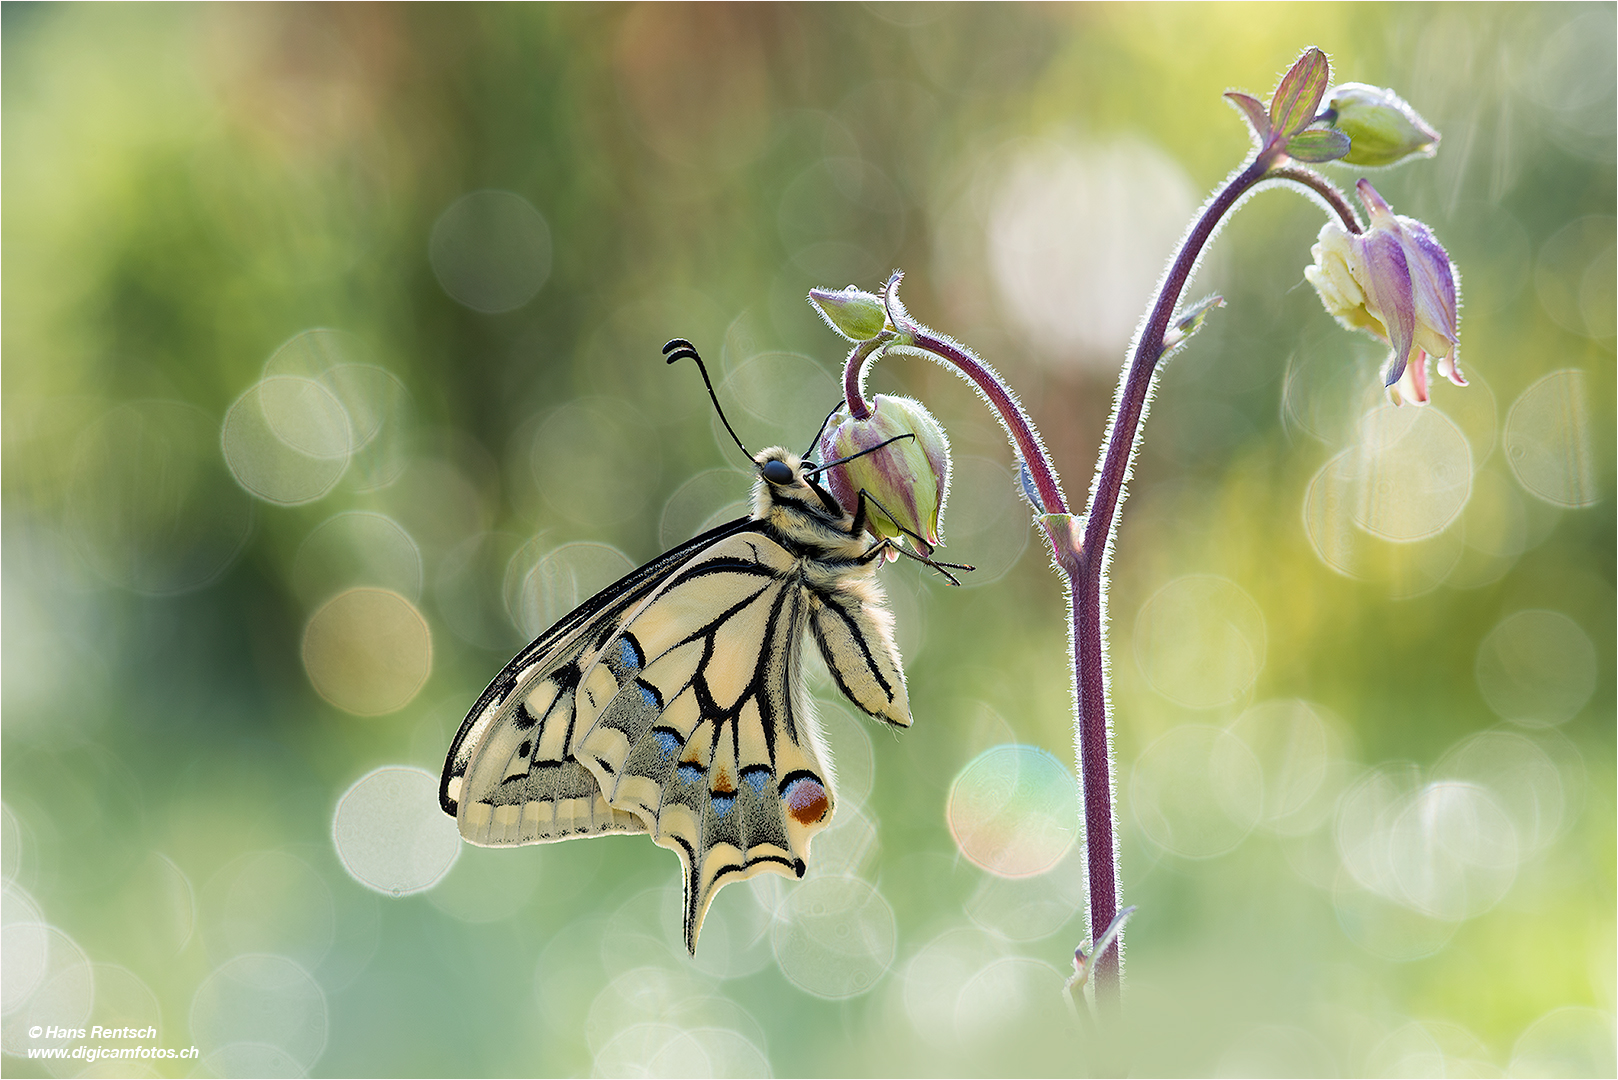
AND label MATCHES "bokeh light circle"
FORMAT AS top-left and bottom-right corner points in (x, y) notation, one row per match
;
(86, 962), (161, 1036)
(333, 767), (461, 896)
(721, 351), (841, 450)
(656, 878), (775, 981)
(0, 925), (93, 1055)
(0, 920), (49, 1014)
(901, 928), (1005, 1042)
(1302, 449), (1466, 597)
(1228, 700), (1338, 836)
(584, 963), (769, 1064)
(659, 468), (750, 550)
(1475, 610), (1597, 727)
(963, 841), (1087, 942)
(1131, 725), (1262, 858)
(1335, 763), (1523, 927)
(261, 330), (413, 493)
(1535, 217), (1617, 338)
(429, 190), (552, 313)
(1134, 575), (1266, 708)
(988, 137), (1199, 369)
(952, 956), (1070, 1048)
(200, 851), (335, 975)
(771, 875), (896, 998)
(1509, 1006), (1617, 1078)
(66, 400), (253, 594)
(437, 531), (529, 651)
(947, 744), (1077, 877)
(1436, 730), (1569, 853)
(189, 955), (327, 1074)
(292, 511), (423, 607)
(1331, 877), (1457, 962)
(592, 1023), (772, 1079)
(1385, 781), (1518, 921)
(222, 376), (353, 505)
(1504, 370), (1599, 508)
(302, 588), (432, 716)
(804, 802), (879, 881)
(530, 399), (660, 527)
(592, 1023), (706, 1079)
(507, 540), (636, 640)
(1349, 406), (1473, 542)
(1, 805), (20, 885)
